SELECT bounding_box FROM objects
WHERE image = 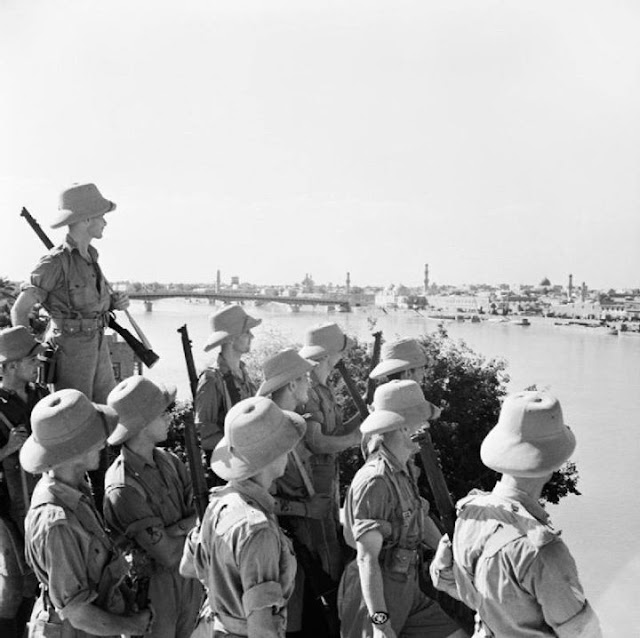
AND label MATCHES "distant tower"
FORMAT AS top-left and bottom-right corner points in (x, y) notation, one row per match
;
(568, 274), (573, 300)
(581, 281), (587, 302)
(216, 269), (221, 293)
(424, 264), (430, 294)
(346, 272), (351, 295)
